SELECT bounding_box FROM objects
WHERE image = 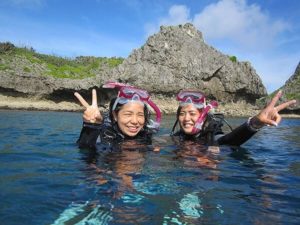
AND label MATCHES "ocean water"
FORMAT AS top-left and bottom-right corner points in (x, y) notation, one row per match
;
(0, 110), (299, 225)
